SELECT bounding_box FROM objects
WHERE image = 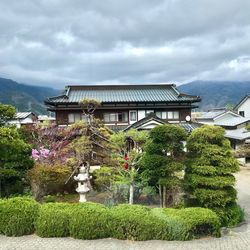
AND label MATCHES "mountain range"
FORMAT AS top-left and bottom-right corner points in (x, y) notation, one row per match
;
(0, 77), (250, 114)
(0, 77), (60, 114)
(179, 80), (250, 111)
